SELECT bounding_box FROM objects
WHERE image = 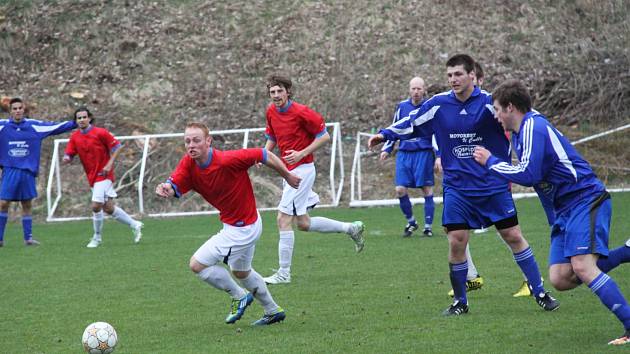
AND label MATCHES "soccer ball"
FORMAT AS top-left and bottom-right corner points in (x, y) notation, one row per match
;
(81, 322), (118, 354)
